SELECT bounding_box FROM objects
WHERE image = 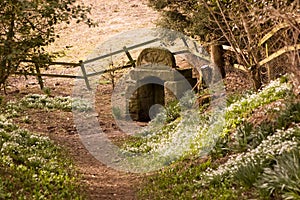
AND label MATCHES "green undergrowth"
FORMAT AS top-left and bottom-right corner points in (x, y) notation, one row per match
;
(2, 94), (92, 119)
(0, 117), (84, 199)
(0, 95), (88, 199)
(122, 77), (292, 160)
(131, 76), (300, 199)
